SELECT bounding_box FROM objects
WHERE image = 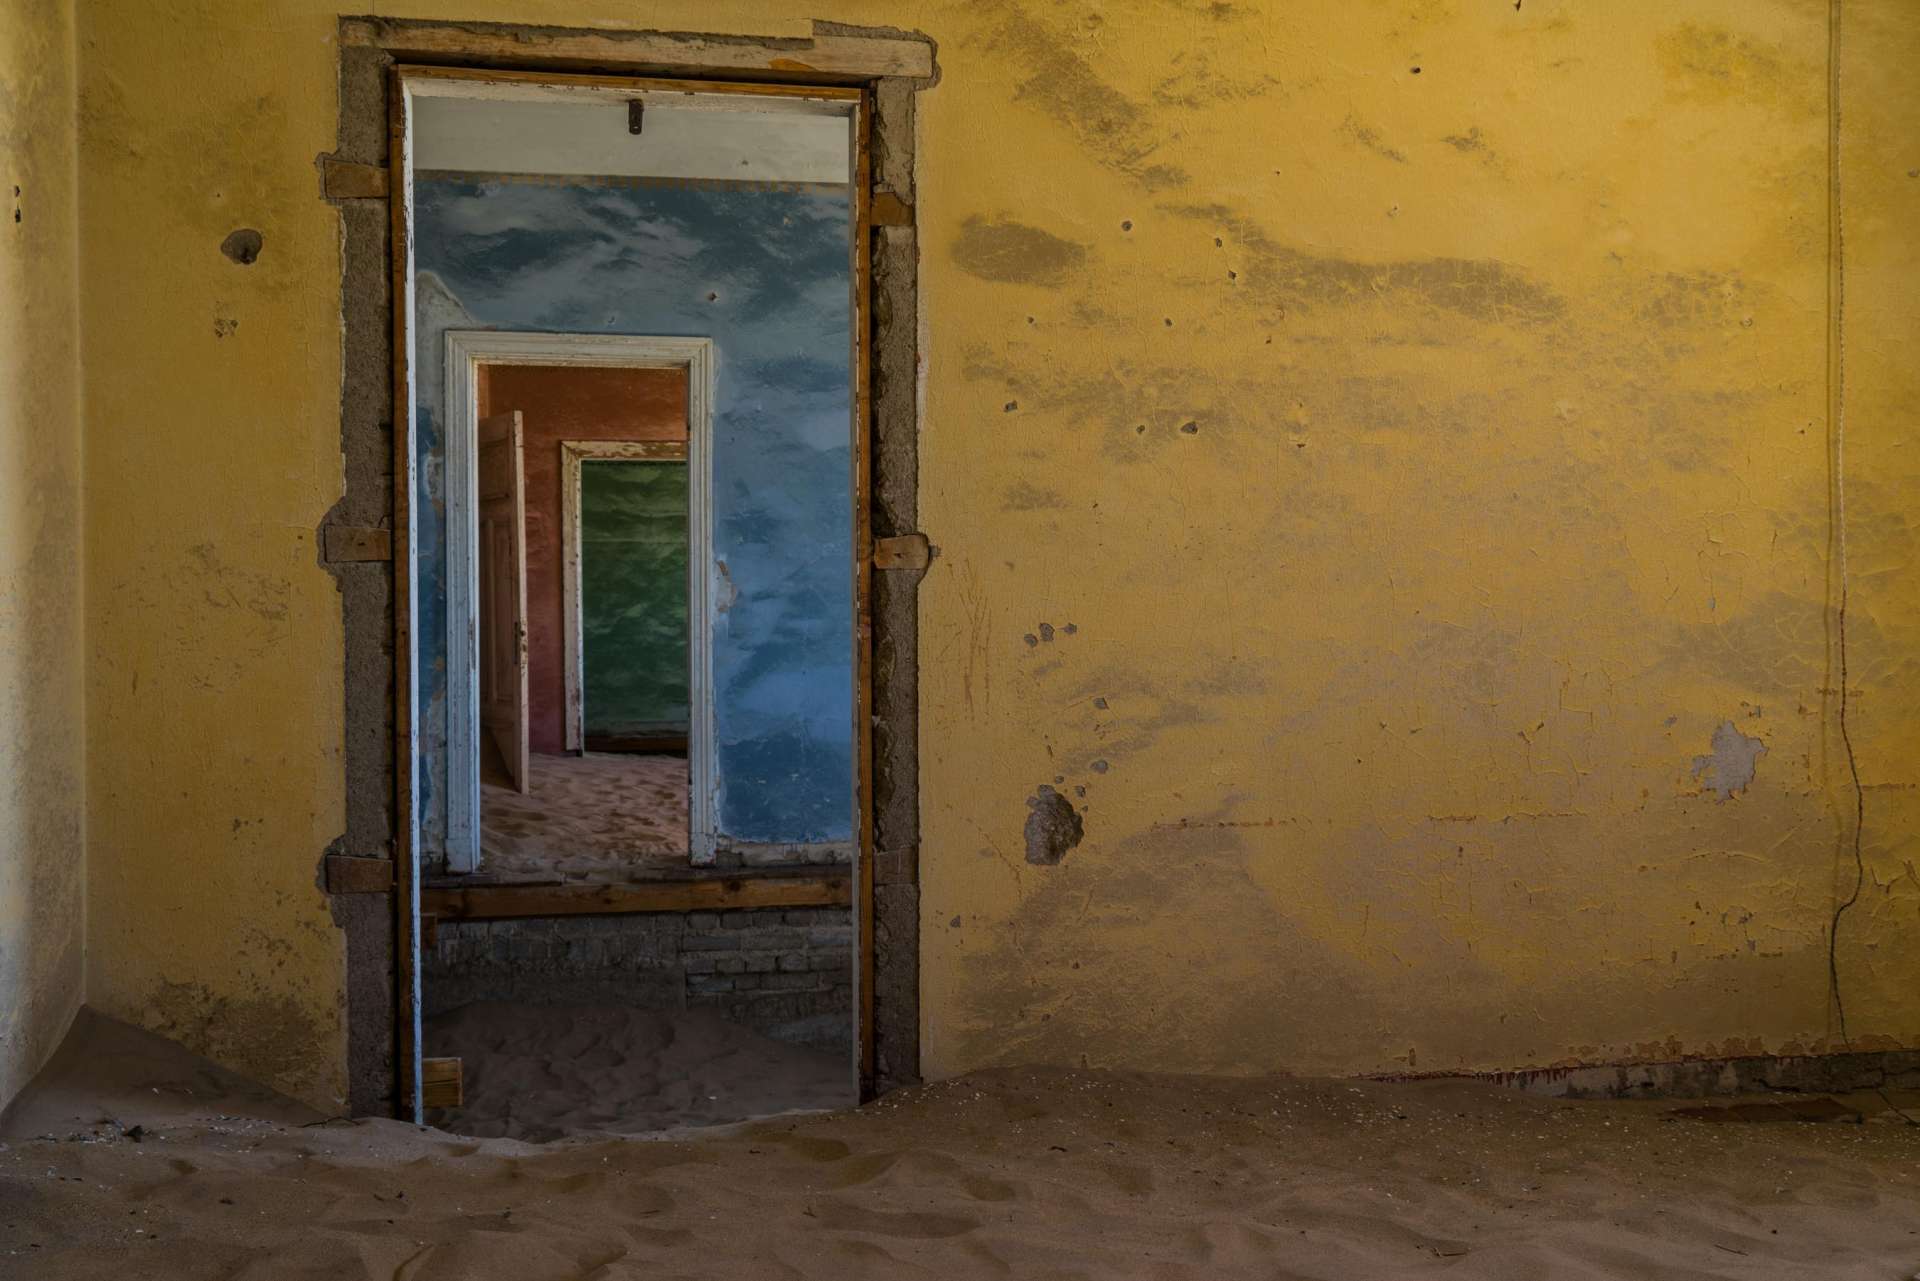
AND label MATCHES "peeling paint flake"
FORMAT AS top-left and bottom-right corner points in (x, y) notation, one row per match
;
(1690, 721), (1766, 800)
(1024, 785), (1084, 865)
